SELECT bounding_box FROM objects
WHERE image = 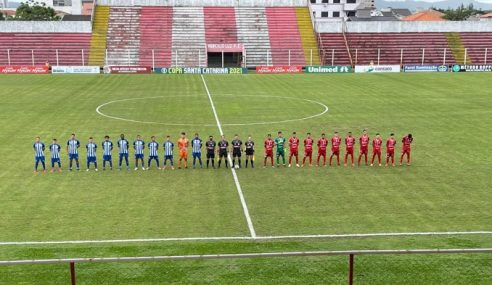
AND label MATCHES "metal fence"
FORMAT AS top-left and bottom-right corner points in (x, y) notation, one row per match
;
(0, 48), (490, 67)
(1, 248), (491, 284)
